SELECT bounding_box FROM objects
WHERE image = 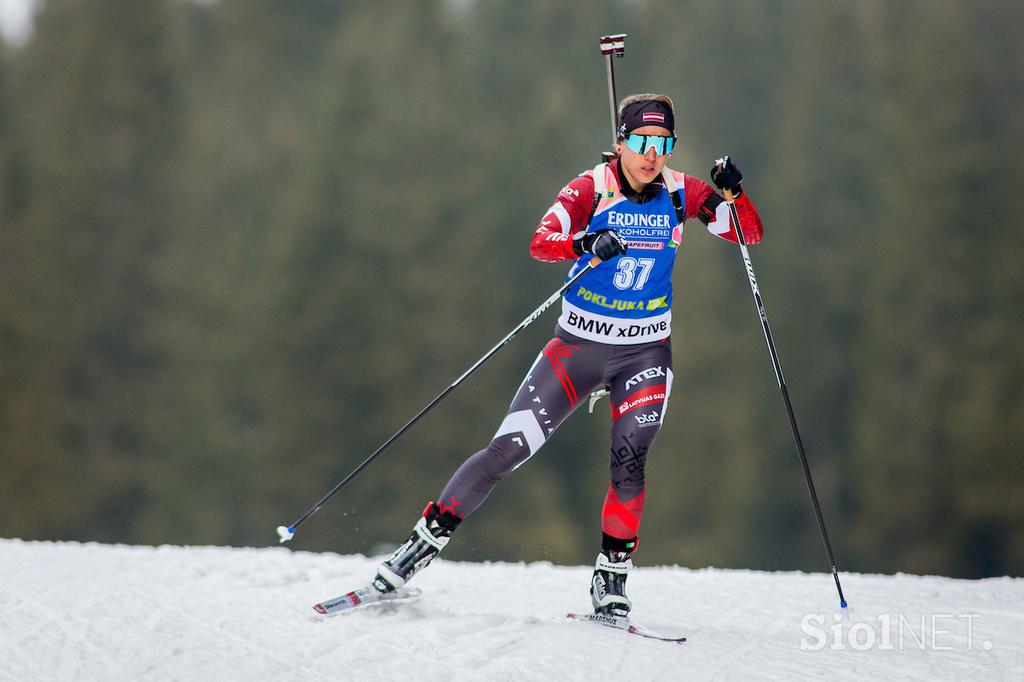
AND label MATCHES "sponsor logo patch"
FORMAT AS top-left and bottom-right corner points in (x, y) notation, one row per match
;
(617, 227), (672, 239)
(607, 212), (672, 228)
(614, 385), (667, 421)
(624, 366), (666, 390)
(574, 287), (668, 313)
(565, 311), (670, 340)
(634, 410), (661, 427)
(627, 240), (664, 250)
